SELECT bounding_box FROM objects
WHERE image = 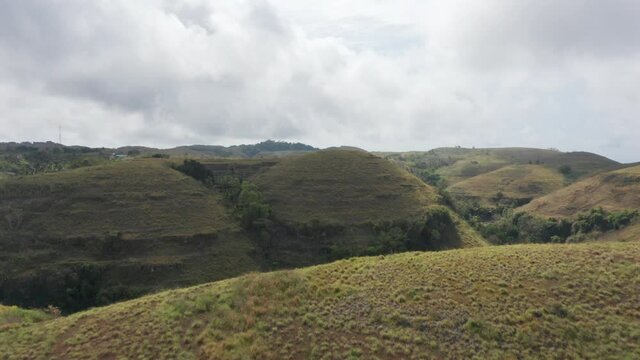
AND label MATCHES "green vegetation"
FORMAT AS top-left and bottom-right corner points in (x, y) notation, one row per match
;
(0, 305), (54, 331)
(478, 207), (638, 245)
(0, 142), (110, 175)
(1, 240), (638, 359)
